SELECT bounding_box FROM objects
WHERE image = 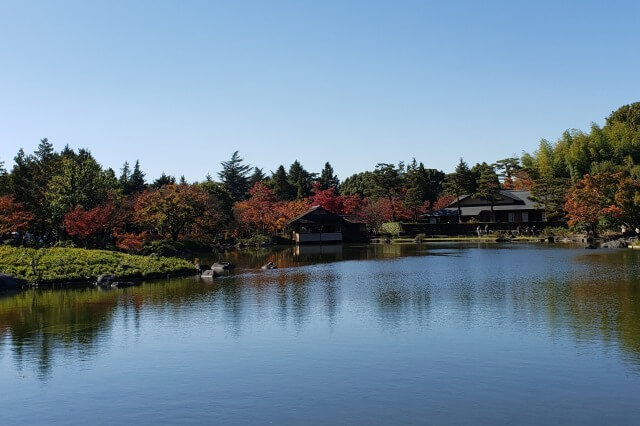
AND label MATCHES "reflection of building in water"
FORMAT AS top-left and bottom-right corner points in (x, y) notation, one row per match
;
(294, 244), (343, 256)
(287, 206), (368, 244)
